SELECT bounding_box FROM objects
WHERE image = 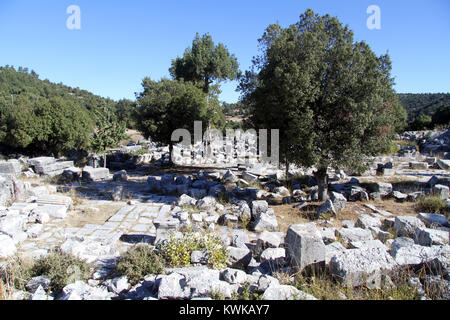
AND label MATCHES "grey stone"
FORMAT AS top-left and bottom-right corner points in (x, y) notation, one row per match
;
(415, 227), (449, 246)
(367, 182), (393, 197)
(316, 200), (336, 219)
(262, 284), (317, 300)
(234, 201), (251, 222)
(329, 246), (398, 289)
(82, 166), (109, 182)
(260, 248), (286, 267)
(355, 214), (382, 229)
(318, 227), (336, 244)
(349, 239), (387, 250)
(369, 226), (393, 243)
(0, 234), (16, 258)
(36, 194), (73, 209)
(432, 184), (449, 200)
(325, 241), (347, 264)
(196, 196), (216, 210)
(227, 246), (252, 270)
(250, 200), (268, 219)
(409, 161), (428, 170)
(113, 170), (128, 182)
(0, 214), (27, 236)
(32, 205), (68, 219)
(31, 285), (53, 300)
(330, 192), (347, 212)
(437, 159), (450, 170)
(390, 243), (443, 268)
(394, 216), (426, 237)
(26, 223), (44, 238)
(252, 211), (278, 232)
(26, 276), (51, 293)
(285, 223), (326, 270)
(221, 268), (247, 284)
(157, 273), (190, 300)
(105, 276), (129, 294)
(392, 191), (408, 202)
(0, 160), (22, 176)
(178, 194), (196, 207)
(335, 227), (374, 246)
(417, 212), (449, 227)
(256, 231), (282, 251)
(222, 170), (238, 183)
(257, 275), (280, 292)
(232, 229), (250, 248)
